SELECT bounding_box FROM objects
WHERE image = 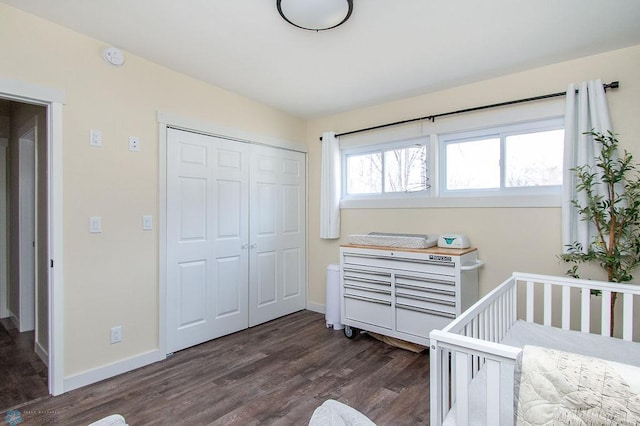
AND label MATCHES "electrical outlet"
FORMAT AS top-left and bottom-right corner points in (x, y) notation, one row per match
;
(129, 136), (140, 152)
(90, 130), (103, 147)
(110, 326), (122, 344)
